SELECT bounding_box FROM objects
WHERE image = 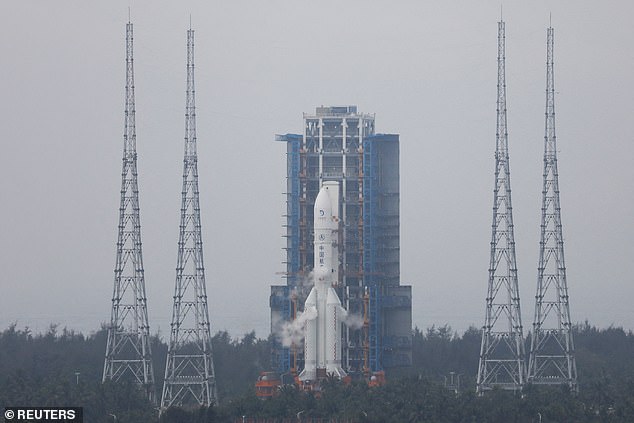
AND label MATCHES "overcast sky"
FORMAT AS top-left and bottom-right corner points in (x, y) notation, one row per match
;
(1, 1), (632, 339)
